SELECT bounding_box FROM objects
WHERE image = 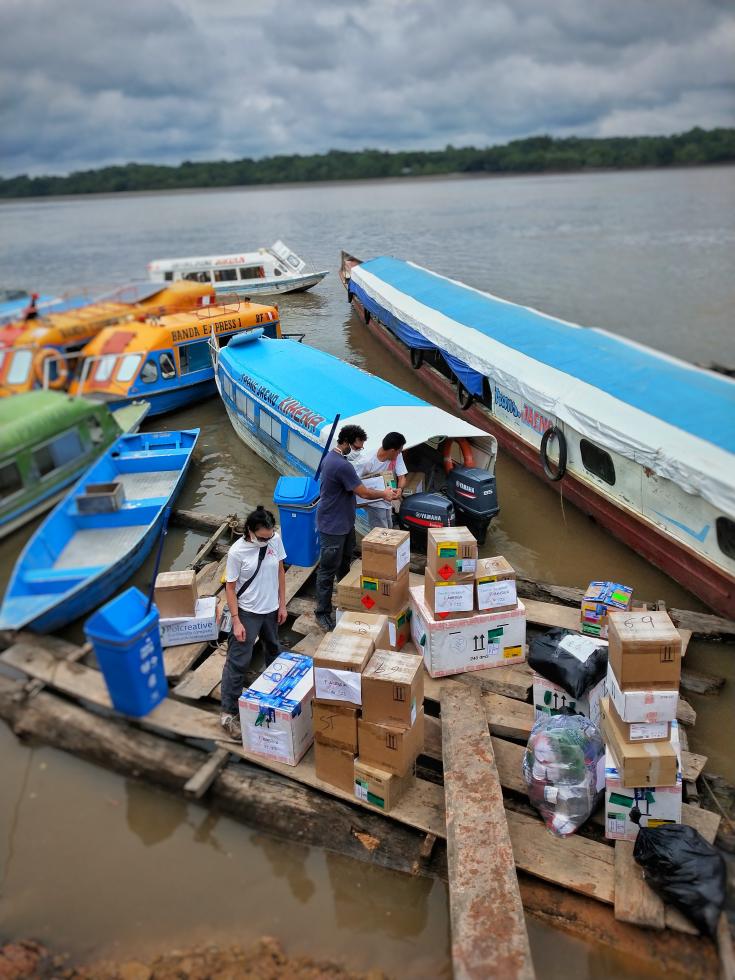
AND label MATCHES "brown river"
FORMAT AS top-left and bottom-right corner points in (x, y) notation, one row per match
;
(1, 166), (734, 976)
